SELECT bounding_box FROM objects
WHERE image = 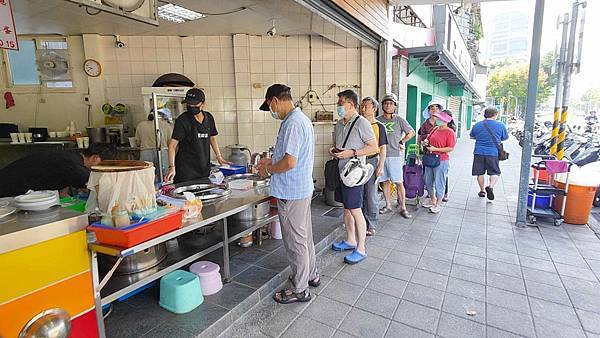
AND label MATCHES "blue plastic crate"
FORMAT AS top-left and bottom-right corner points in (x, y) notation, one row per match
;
(218, 165), (246, 176)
